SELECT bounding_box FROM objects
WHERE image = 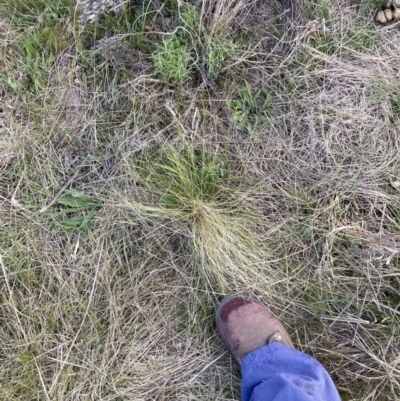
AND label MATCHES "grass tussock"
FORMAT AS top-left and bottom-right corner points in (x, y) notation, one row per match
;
(118, 146), (266, 290)
(1, 0), (400, 400)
